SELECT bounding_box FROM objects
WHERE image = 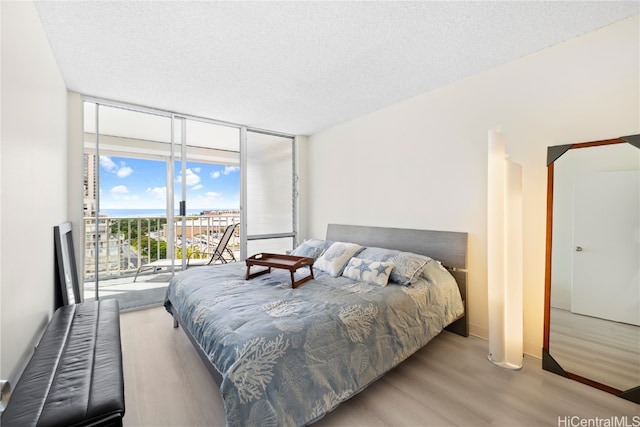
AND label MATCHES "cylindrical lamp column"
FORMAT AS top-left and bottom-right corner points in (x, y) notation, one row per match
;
(487, 128), (523, 370)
